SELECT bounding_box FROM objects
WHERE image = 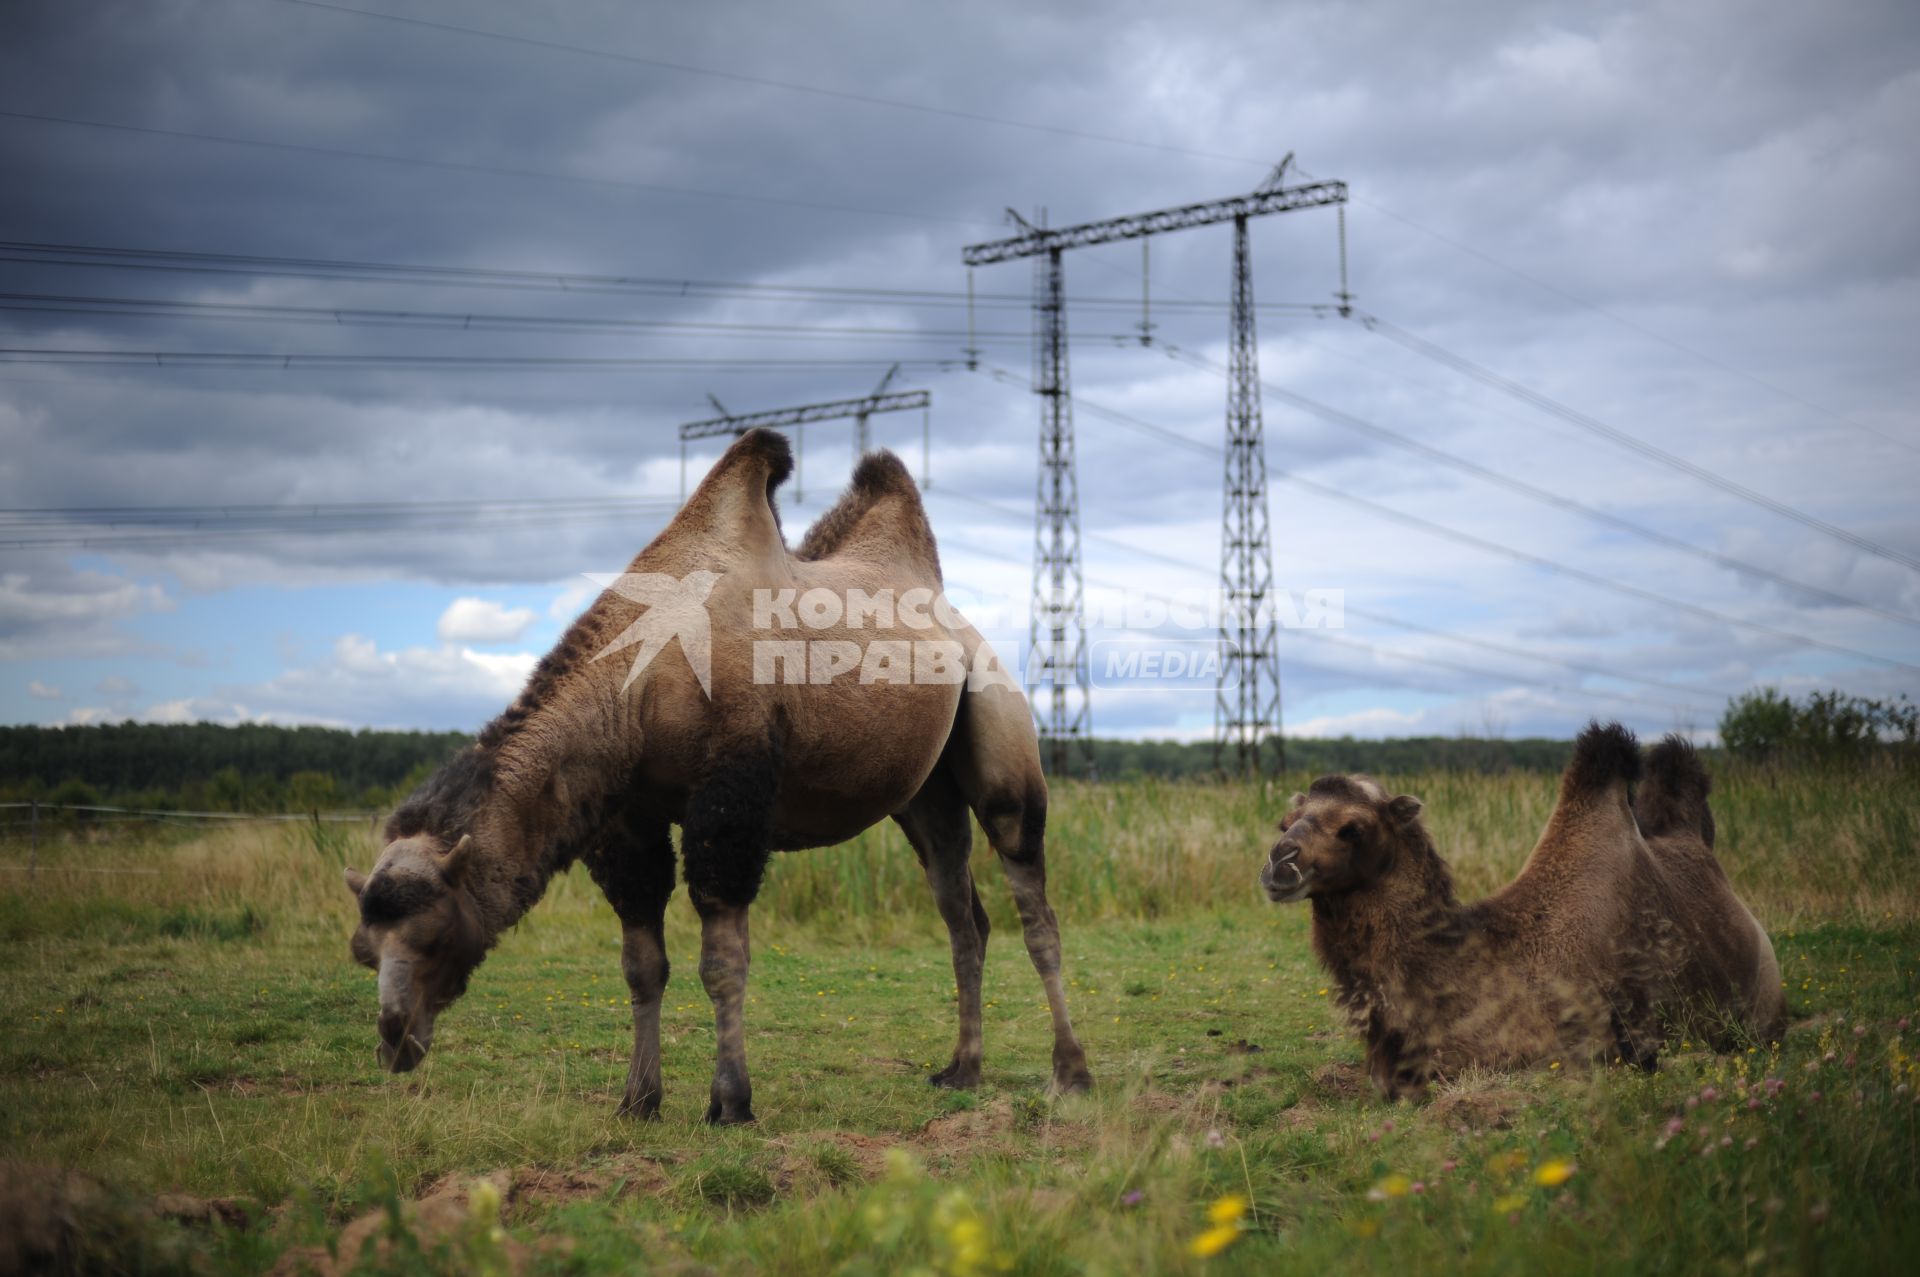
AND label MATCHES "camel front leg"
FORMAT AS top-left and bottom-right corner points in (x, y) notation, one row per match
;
(583, 823), (677, 1118)
(679, 745), (779, 1126)
(692, 892), (755, 1124)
